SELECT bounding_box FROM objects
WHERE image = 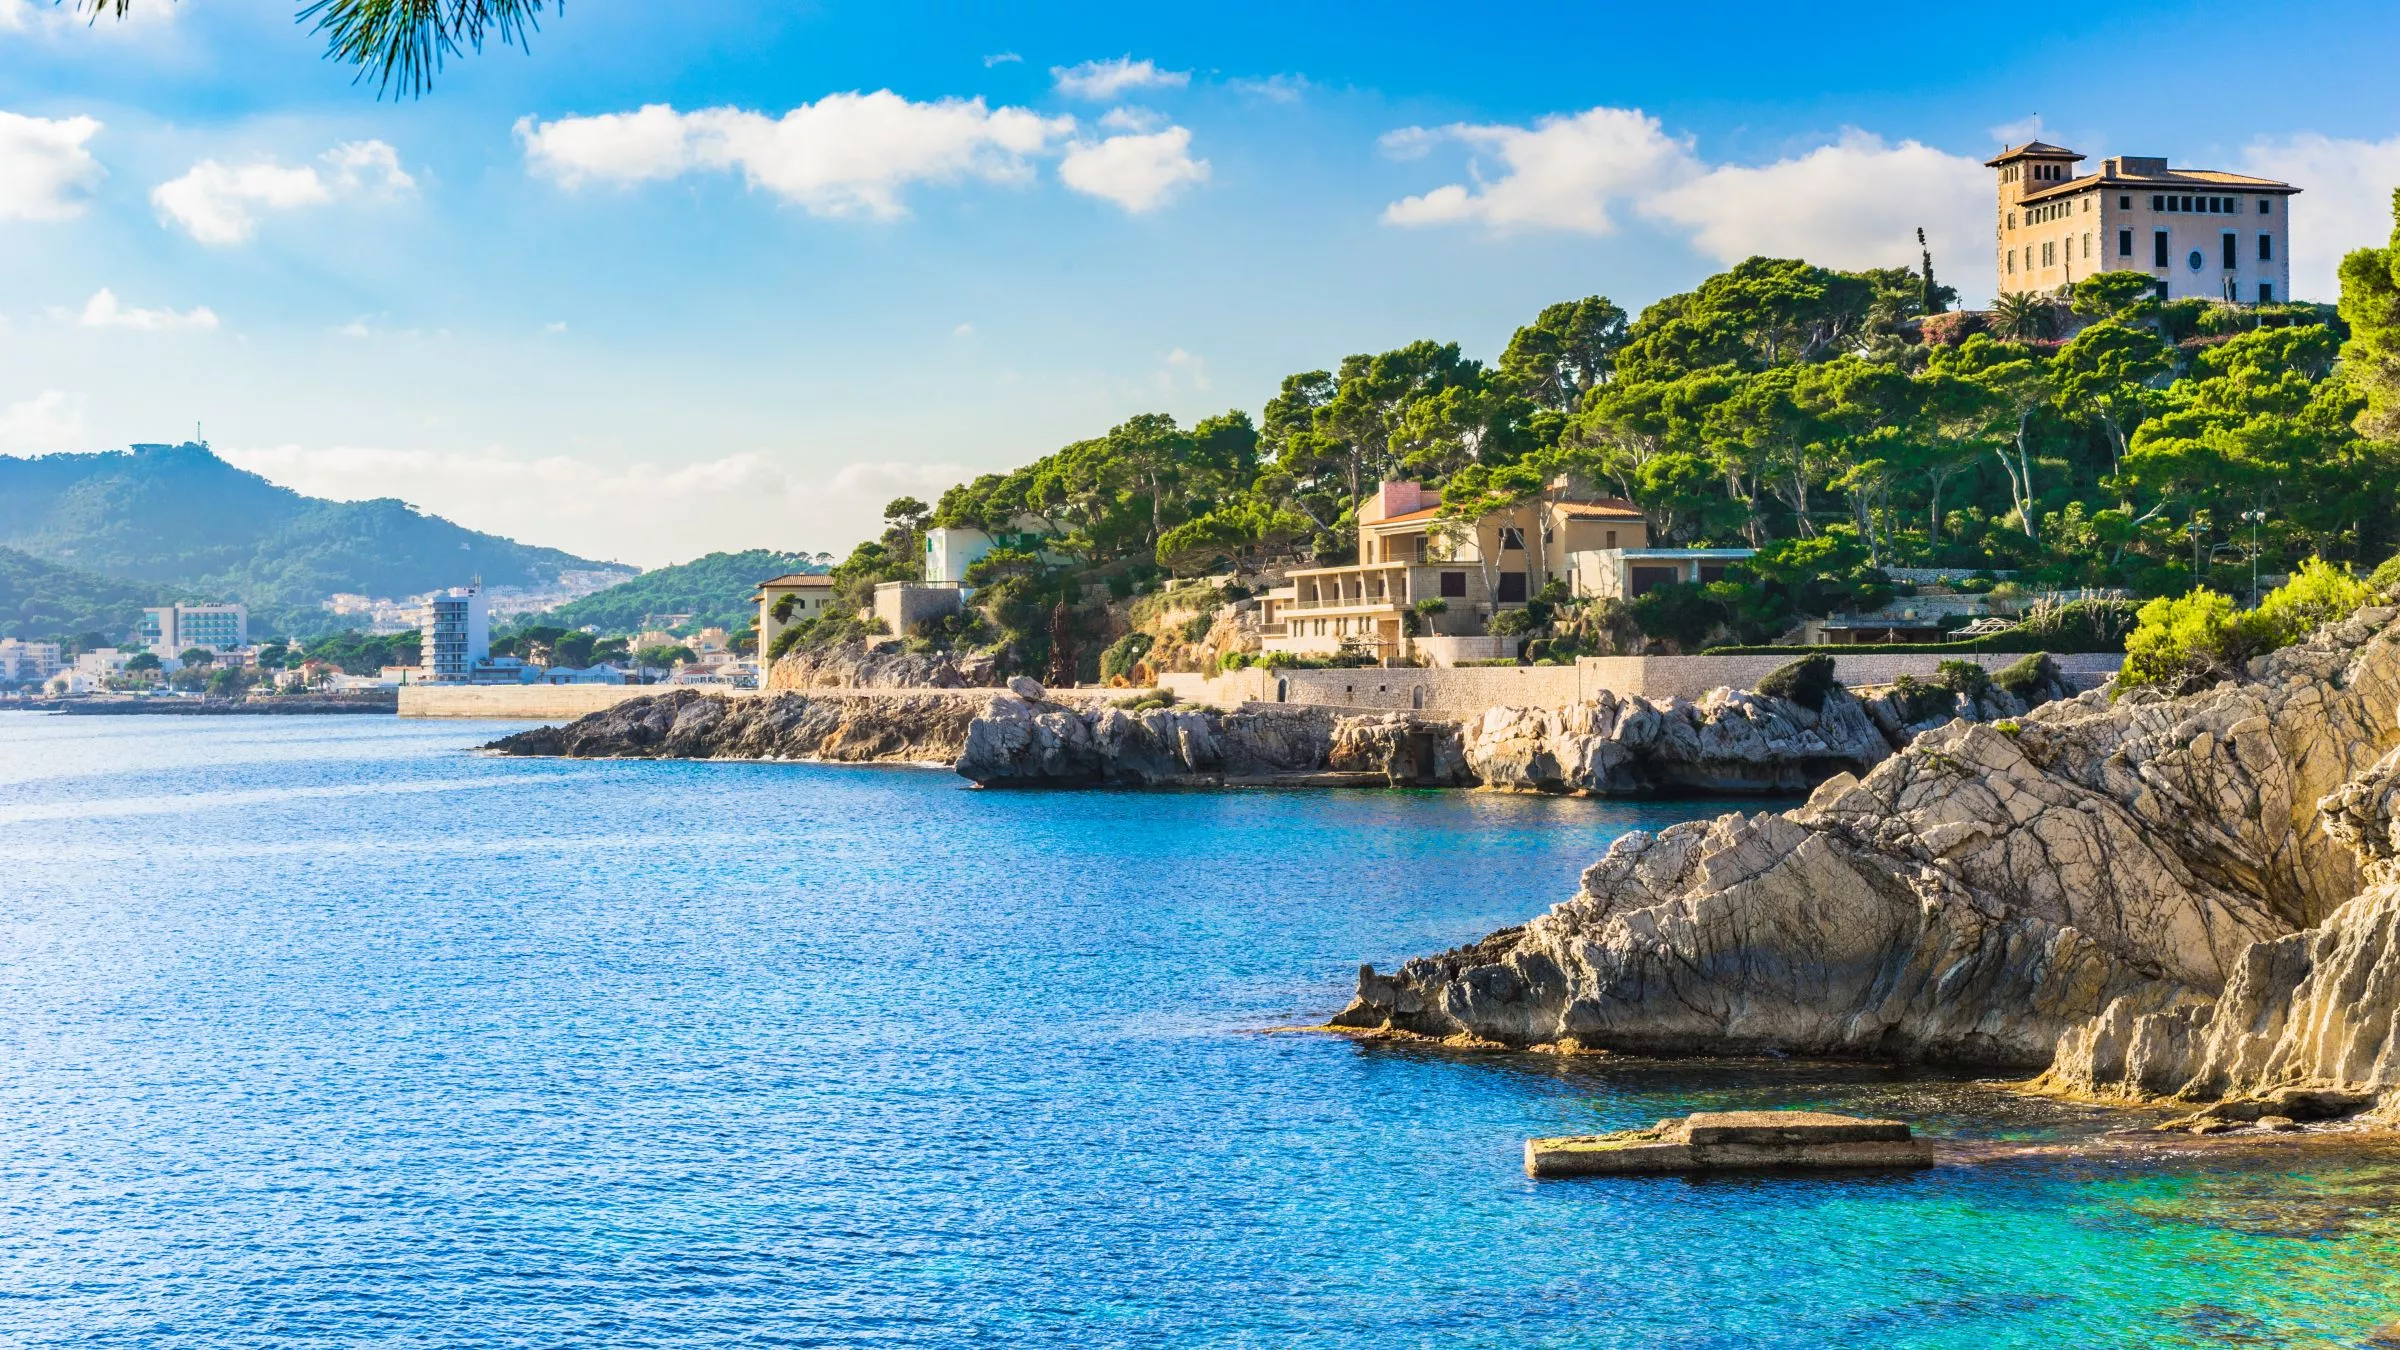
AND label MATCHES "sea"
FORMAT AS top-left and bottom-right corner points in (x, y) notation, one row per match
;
(2, 712), (2397, 1349)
